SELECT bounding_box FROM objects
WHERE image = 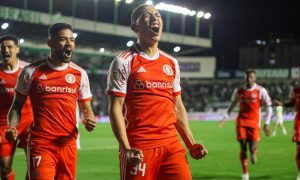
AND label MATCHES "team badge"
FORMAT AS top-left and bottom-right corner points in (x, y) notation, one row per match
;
(251, 93), (257, 98)
(163, 65), (173, 76)
(65, 73), (76, 84)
